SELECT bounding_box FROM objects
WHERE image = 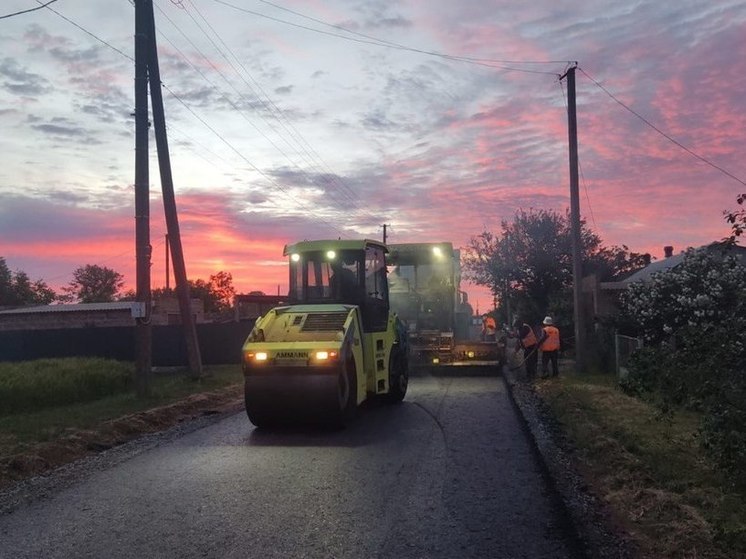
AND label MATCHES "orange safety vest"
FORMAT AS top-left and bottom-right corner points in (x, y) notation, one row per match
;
(520, 324), (537, 347)
(542, 325), (560, 351)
